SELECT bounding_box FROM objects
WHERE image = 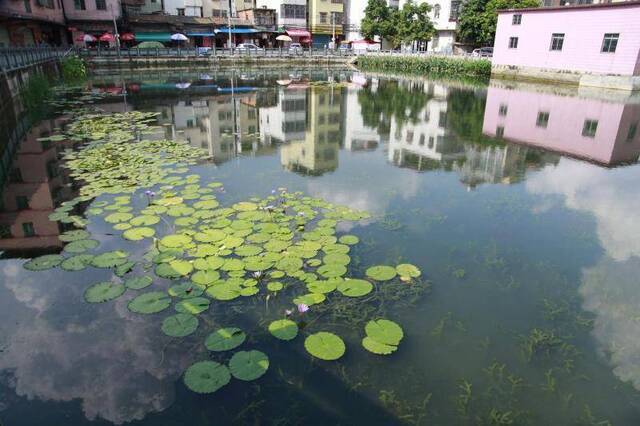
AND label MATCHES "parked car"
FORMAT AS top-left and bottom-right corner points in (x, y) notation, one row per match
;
(472, 47), (493, 57)
(236, 43), (262, 52)
(288, 43), (303, 54)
